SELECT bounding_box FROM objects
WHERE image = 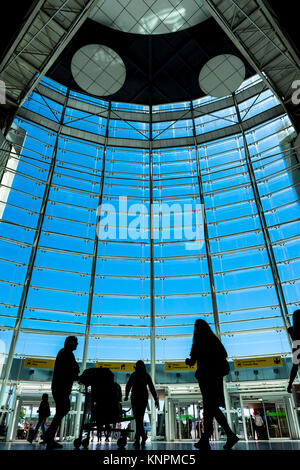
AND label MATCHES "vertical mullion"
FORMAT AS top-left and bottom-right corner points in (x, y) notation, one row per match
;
(190, 101), (220, 338)
(149, 105), (155, 382)
(81, 102), (111, 370)
(73, 103), (111, 439)
(148, 34), (157, 440)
